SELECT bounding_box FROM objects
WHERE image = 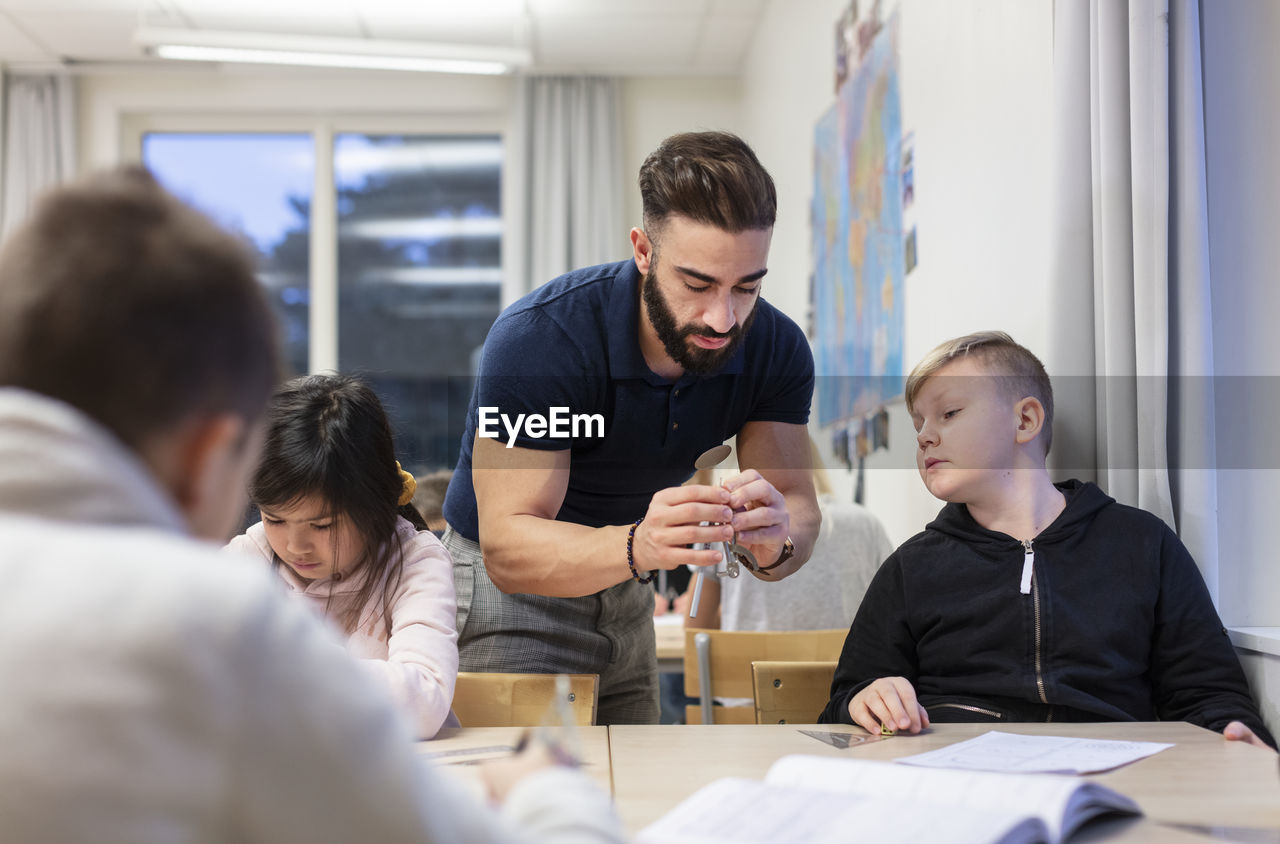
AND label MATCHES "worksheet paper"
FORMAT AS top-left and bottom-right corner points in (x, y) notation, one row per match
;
(894, 731), (1173, 774)
(636, 755), (1140, 844)
(634, 777), (1045, 844)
